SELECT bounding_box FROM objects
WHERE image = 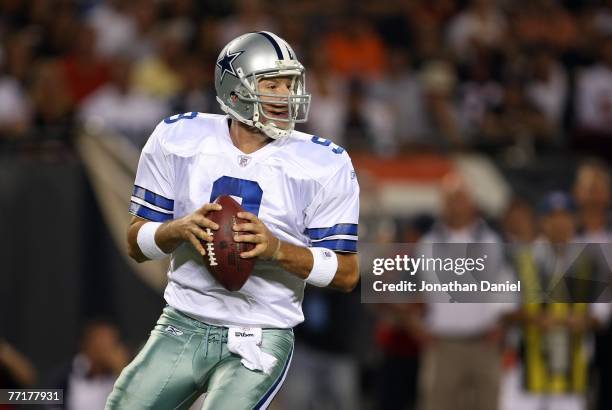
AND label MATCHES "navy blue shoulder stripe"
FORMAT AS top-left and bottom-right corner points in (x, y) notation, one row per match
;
(129, 202), (173, 222)
(258, 32), (284, 59)
(305, 223), (358, 240)
(133, 185), (174, 211)
(315, 239), (358, 253)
